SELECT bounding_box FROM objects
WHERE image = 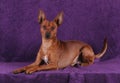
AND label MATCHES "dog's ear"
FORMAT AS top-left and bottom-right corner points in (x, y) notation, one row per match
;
(54, 11), (63, 27)
(38, 10), (46, 24)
